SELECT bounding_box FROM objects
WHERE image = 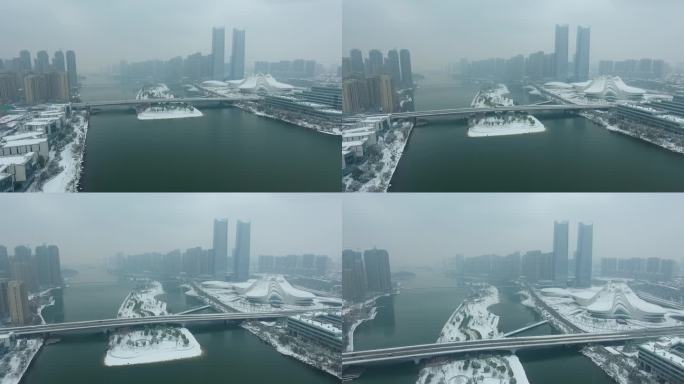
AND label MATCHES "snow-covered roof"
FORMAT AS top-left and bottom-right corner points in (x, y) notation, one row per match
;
(576, 76), (645, 99)
(2, 137), (47, 147)
(0, 152), (35, 166)
(201, 80), (230, 88)
(236, 74), (294, 94)
(0, 115), (25, 124)
(639, 337), (684, 370)
(2, 132), (45, 142)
